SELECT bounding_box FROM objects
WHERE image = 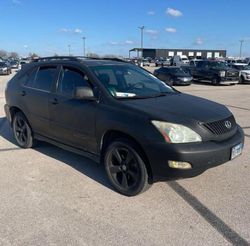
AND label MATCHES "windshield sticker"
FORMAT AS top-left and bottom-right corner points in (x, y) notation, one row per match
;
(115, 92), (136, 97)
